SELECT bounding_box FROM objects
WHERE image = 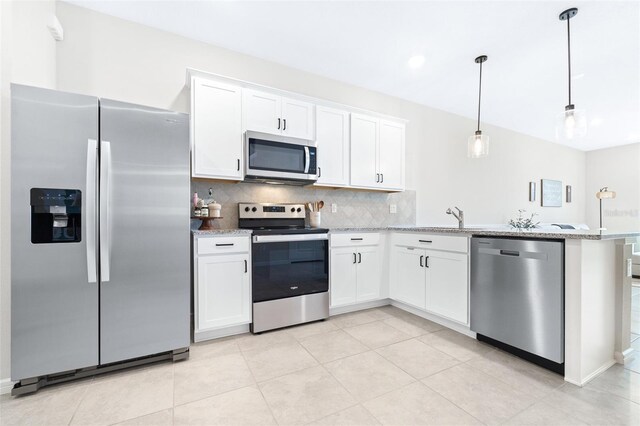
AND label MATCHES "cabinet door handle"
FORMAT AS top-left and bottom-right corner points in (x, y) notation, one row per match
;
(358, 253), (362, 264)
(244, 259), (248, 273)
(381, 173), (384, 183)
(420, 255), (424, 267)
(283, 119), (287, 131)
(318, 167), (321, 178)
(353, 253), (357, 264)
(350, 238), (363, 241)
(425, 256), (430, 268)
(237, 158), (240, 171)
(277, 118), (281, 129)
(215, 243), (234, 247)
(419, 240), (432, 244)
(376, 173), (380, 183)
